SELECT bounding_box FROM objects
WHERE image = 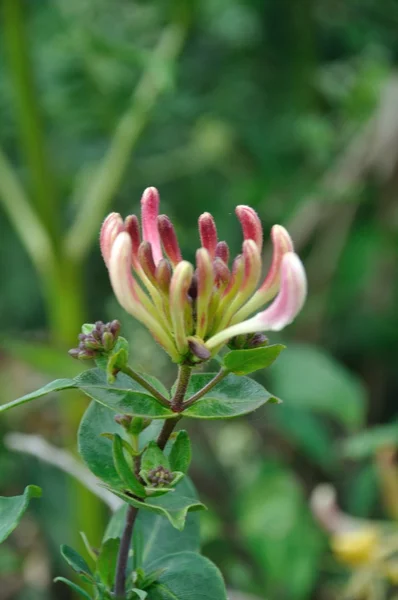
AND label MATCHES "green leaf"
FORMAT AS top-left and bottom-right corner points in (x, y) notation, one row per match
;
(0, 485), (42, 543)
(141, 442), (169, 471)
(78, 401), (162, 487)
(183, 373), (278, 419)
(60, 545), (94, 581)
(0, 379), (75, 413)
(223, 344), (285, 375)
(342, 423), (398, 459)
(2, 368), (171, 418)
(110, 482), (206, 531)
(112, 435), (146, 497)
(75, 369), (173, 419)
(145, 551), (227, 599)
(97, 538), (120, 589)
(54, 577), (92, 599)
(104, 478), (200, 567)
(168, 431), (191, 474)
(131, 590), (148, 600)
(268, 344), (366, 429)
